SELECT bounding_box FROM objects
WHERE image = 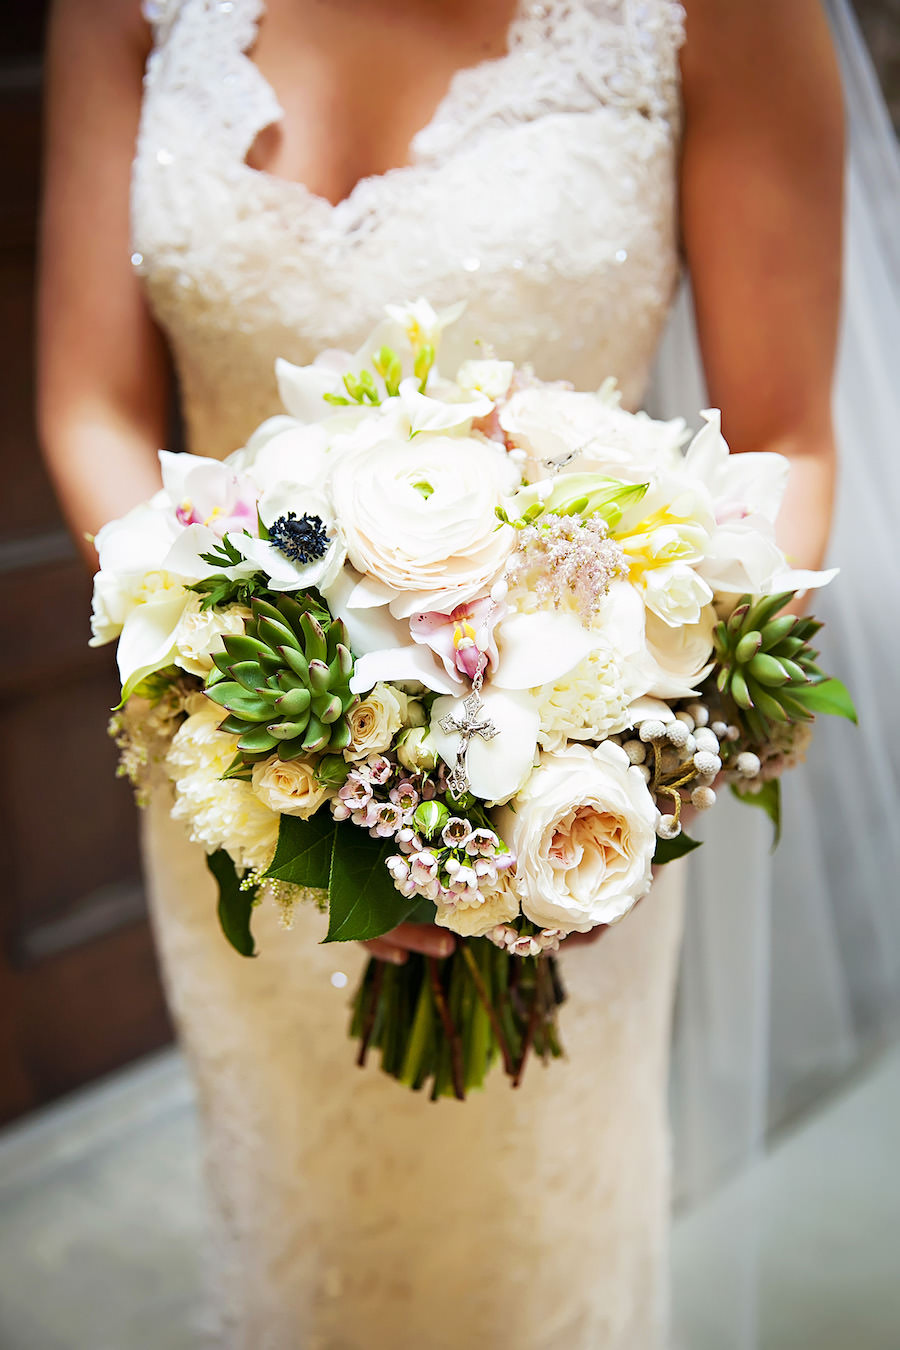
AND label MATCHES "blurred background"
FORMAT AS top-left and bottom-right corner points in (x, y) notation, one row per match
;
(0, 4), (898, 1349)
